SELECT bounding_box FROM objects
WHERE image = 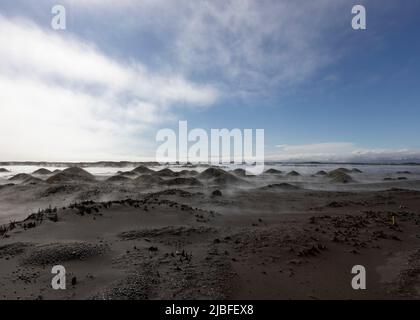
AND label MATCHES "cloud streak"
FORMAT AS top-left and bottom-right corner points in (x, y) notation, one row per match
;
(270, 143), (420, 162)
